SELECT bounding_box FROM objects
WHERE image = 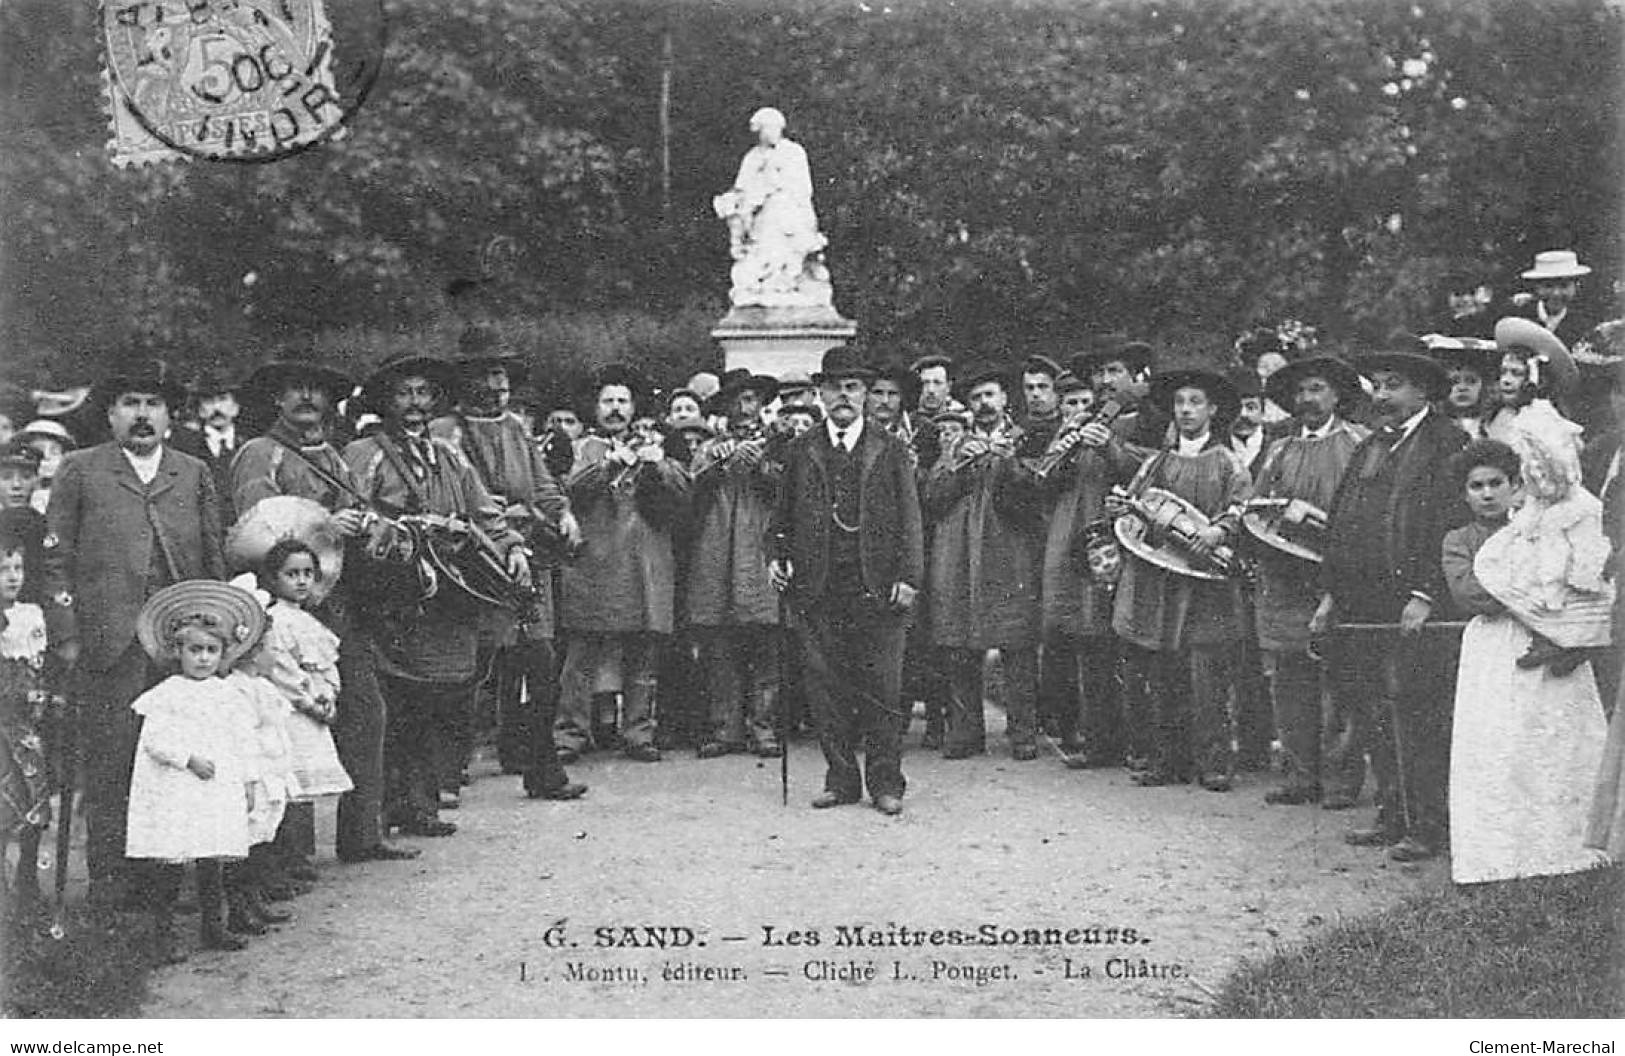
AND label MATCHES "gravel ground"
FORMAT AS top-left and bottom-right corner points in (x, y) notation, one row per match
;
(141, 716), (1444, 1019)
